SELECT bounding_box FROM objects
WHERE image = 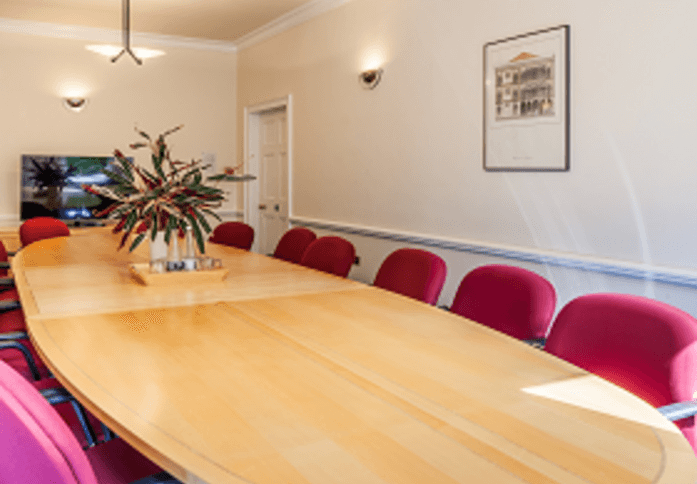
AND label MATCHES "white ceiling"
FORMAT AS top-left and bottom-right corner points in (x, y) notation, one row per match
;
(0, 0), (318, 42)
